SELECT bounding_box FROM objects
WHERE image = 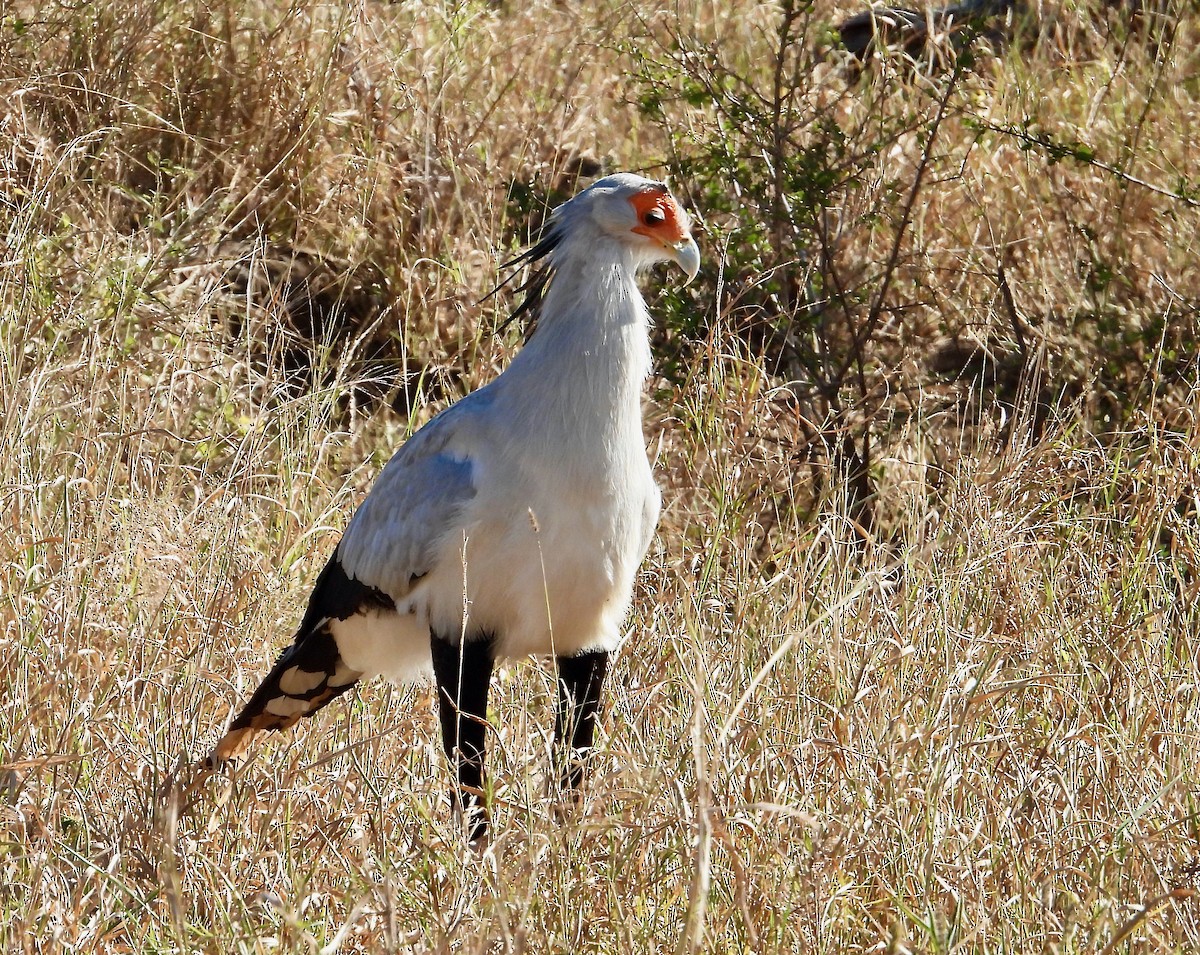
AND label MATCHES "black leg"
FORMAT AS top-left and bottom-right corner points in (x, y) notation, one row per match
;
(430, 632), (495, 842)
(554, 650), (609, 794)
